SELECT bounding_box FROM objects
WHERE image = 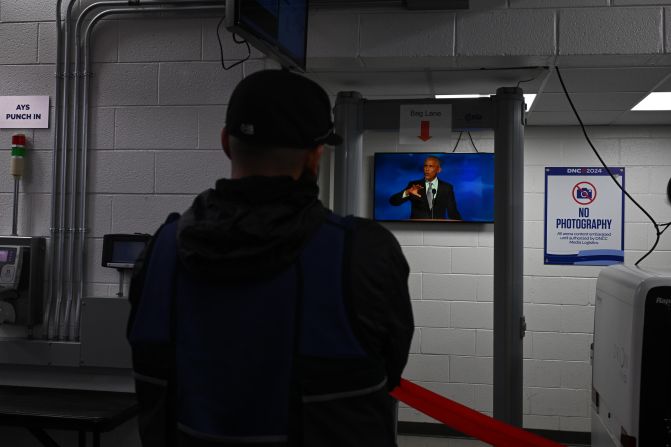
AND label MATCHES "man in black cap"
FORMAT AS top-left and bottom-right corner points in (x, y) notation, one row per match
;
(127, 70), (414, 447)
